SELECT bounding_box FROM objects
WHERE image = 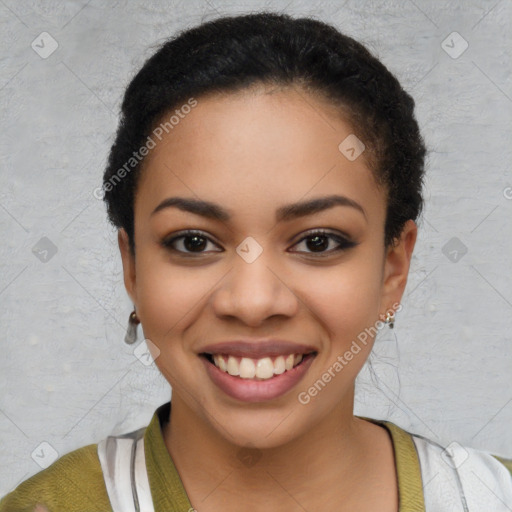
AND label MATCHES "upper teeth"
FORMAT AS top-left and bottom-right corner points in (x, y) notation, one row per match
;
(212, 354), (304, 380)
